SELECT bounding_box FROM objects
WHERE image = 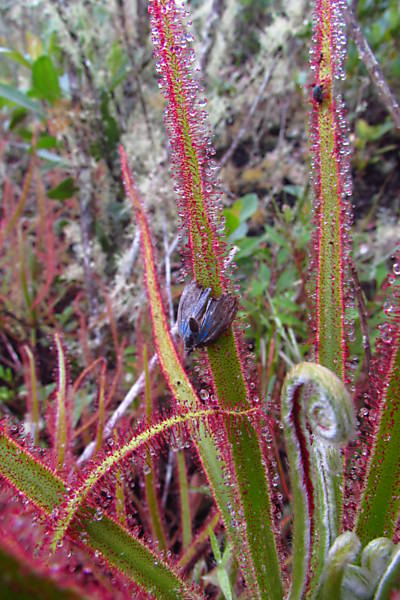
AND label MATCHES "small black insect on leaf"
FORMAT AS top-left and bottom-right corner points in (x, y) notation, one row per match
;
(313, 84), (324, 105)
(177, 280), (238, 353)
